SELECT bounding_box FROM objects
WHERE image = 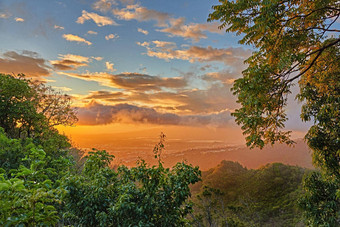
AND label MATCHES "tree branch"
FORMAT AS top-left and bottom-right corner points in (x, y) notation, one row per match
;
(287, 38), (340, 83)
